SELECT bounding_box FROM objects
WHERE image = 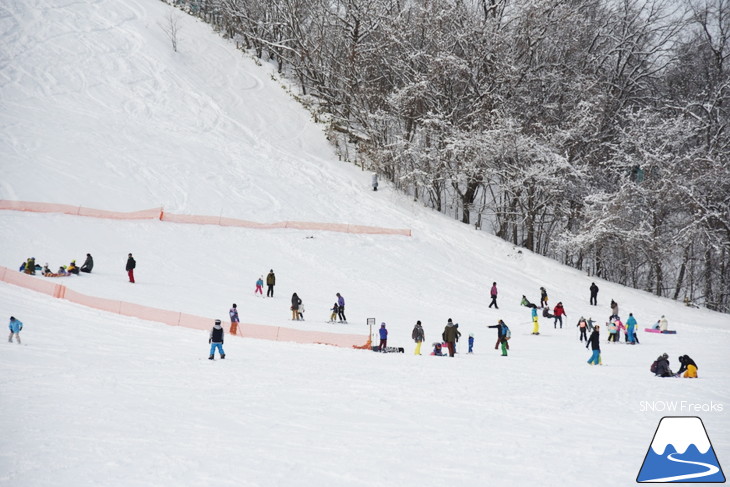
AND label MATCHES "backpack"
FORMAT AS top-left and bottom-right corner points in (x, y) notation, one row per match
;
(503, 325), (511, 339)
(650, 361), (658, 374)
